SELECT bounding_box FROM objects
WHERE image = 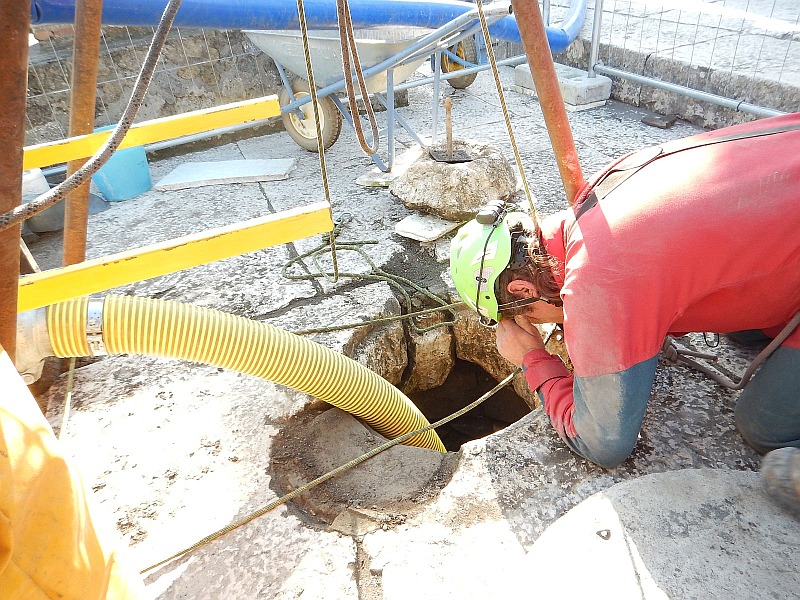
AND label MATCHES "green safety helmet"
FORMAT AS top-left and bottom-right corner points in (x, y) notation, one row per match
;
(450, 206), (534, 323)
